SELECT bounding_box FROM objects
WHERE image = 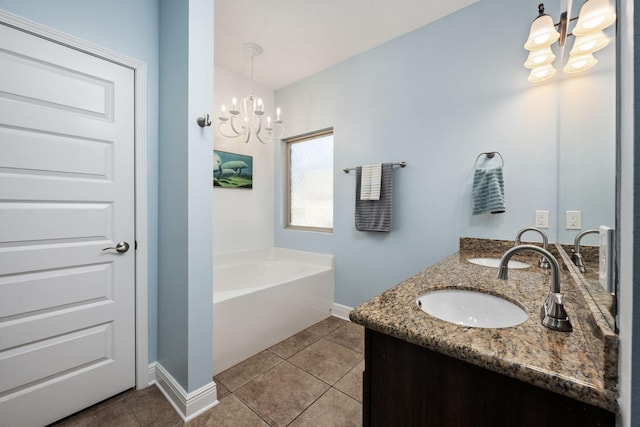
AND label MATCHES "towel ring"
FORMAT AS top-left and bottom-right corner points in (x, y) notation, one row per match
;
(474, 151), (504, 168)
